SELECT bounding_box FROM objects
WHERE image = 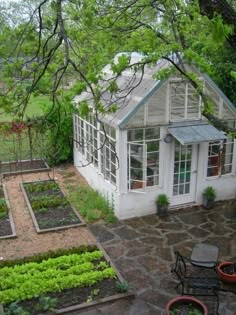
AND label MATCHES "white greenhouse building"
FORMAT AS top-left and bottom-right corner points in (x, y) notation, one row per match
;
(73, 53), (236, 219)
